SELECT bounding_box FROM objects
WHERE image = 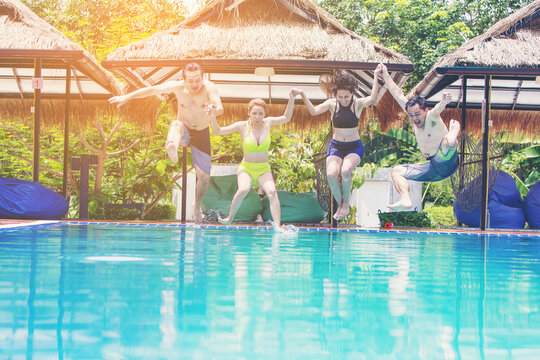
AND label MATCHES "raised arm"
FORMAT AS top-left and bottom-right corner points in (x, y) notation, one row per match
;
(108, 81), (182, 107)
(430, 91), (452, 116)
(379, 63), (408, 111)
(267, 88), (300, 126)
(298, 88), (332, 116)
(357, 64), (383, 108)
